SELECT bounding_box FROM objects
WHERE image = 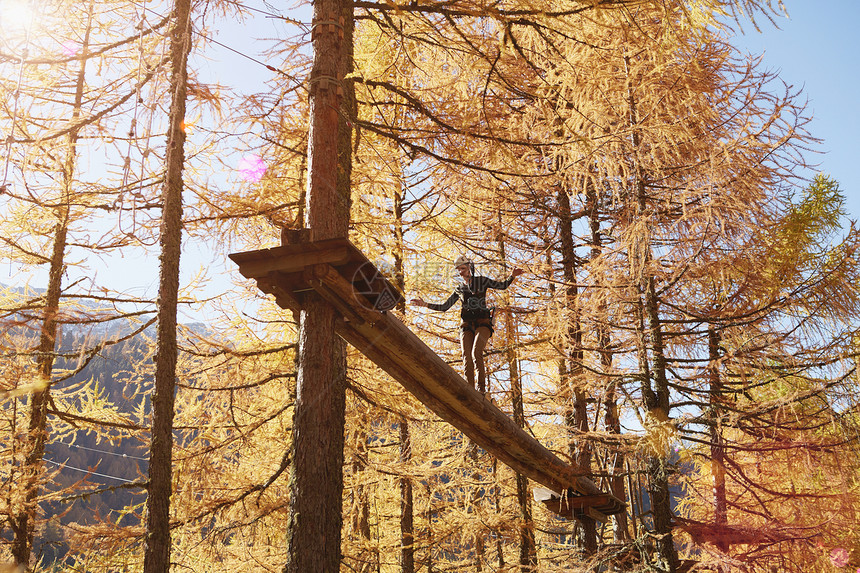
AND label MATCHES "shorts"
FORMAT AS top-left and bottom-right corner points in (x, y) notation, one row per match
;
(460, 318), (493, 335)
